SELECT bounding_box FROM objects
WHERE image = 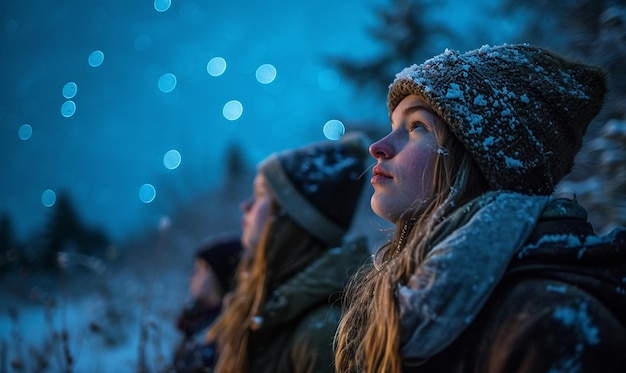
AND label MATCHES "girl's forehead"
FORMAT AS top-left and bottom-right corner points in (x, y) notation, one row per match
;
(391, 95), (442, 125)
(392, 95), (435, 116)
(397, 94), (429, 106)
